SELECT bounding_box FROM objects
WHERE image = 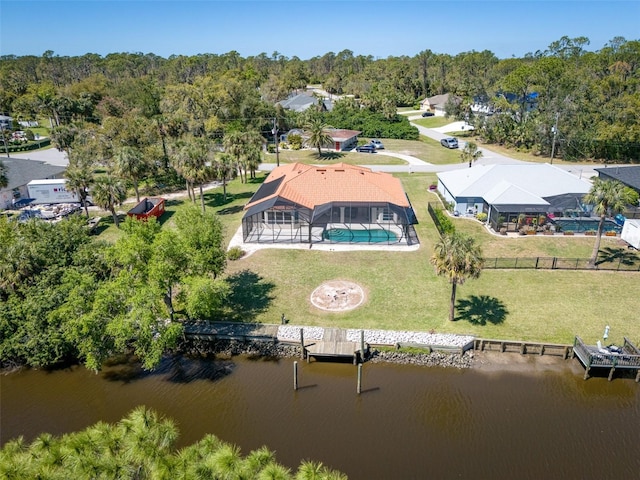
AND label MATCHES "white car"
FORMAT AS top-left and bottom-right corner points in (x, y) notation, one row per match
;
(369, 139), (384, 149)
